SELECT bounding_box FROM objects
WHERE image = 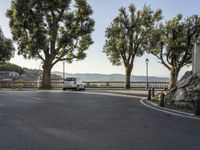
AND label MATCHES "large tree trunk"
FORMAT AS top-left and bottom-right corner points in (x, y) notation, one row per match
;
(169, 70), (179, 89)
(41, 60), (53, 89)
(125, 65), (133, 89)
